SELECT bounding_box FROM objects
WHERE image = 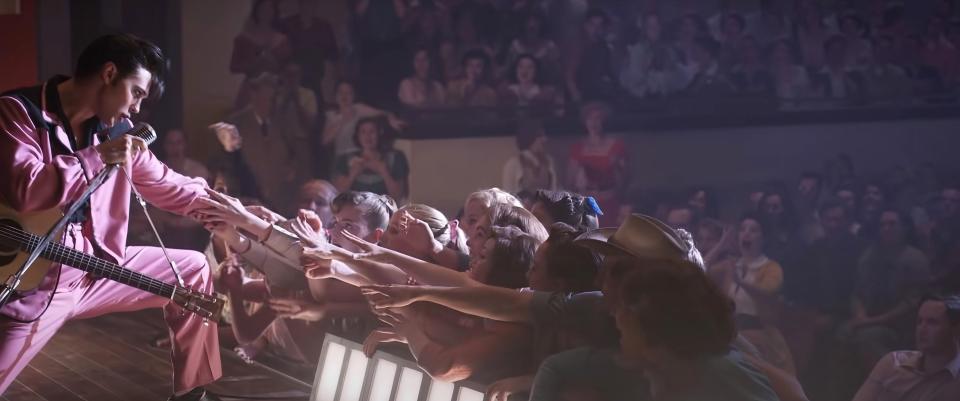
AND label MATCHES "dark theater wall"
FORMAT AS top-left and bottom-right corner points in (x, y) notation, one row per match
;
(0, 0), (38, 91)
